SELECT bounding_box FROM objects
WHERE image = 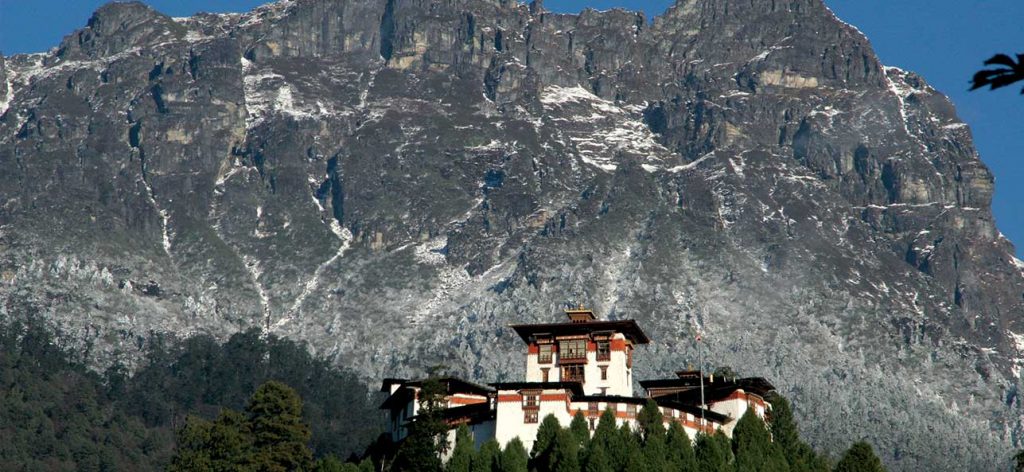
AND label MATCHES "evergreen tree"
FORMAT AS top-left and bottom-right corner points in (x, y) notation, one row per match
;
(499, 437), (529, 472)
(636, 400), (666, 441)
(550, 429), (581, 472)
(637, 400), (669, 472)
(448, 424), (474, 472)
(1015, 450), (1024, 472)
(358, 459), (376, 472)
(208, 409), (258, 469)
(590, 409), (618, 449)
(531, 414), (562, 470)
(582, 443), (612, 472)
(472, 439), (501, 472)
(643, 430), (669, 472)
(618, 423), (641, 472)
(312, 455), (348, 472)
(168, 382), (318, 472)
(166, 415), (216, 471)
(666, 422), (697, 472)
(393, 377), (448, 472)
(589, 408), (624, 471)
(833, 441), (885, 472)
(569, 412), (591, 449)
(246, 380), (314, 471)
(619, 422), (640, 449)
(732, 409), (789, 472)
(768, 394), (828, 472)
(167, 408), (257, 471)
(695, 431), (732, 472)
(623, 445), (647, 472)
